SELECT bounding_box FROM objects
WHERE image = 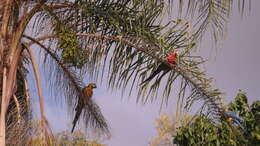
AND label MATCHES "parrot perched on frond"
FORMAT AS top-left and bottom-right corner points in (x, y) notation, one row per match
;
(140, 51), (178, 85)
(71, 83), (97, 133)
(225, 111), (245, 130)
